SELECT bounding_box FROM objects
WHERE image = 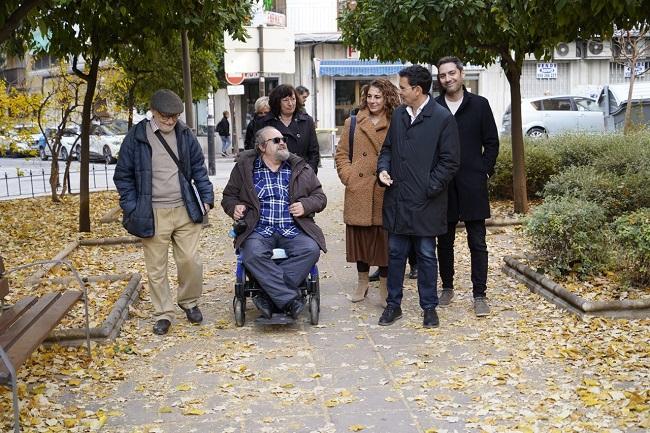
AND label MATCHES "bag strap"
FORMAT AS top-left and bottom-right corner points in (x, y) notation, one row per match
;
(348, 114), (356, 162)
(154, 129), (192, 185)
